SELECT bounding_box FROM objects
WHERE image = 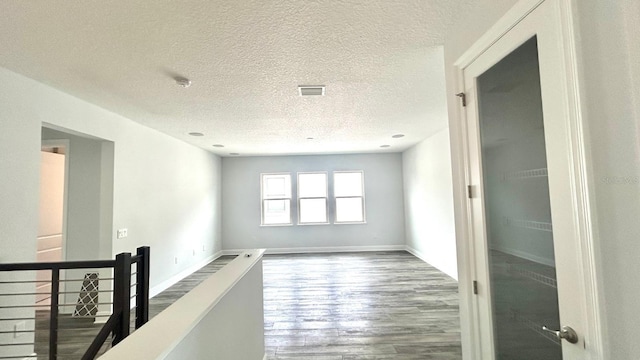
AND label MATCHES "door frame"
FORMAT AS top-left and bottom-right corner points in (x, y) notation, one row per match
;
(450, 0), (604, 358)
